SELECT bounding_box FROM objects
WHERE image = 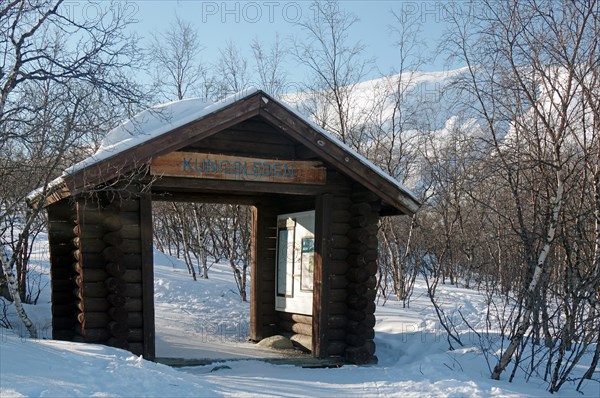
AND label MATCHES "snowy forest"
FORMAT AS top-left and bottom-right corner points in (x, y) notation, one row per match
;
(1, 0), (599, 396)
